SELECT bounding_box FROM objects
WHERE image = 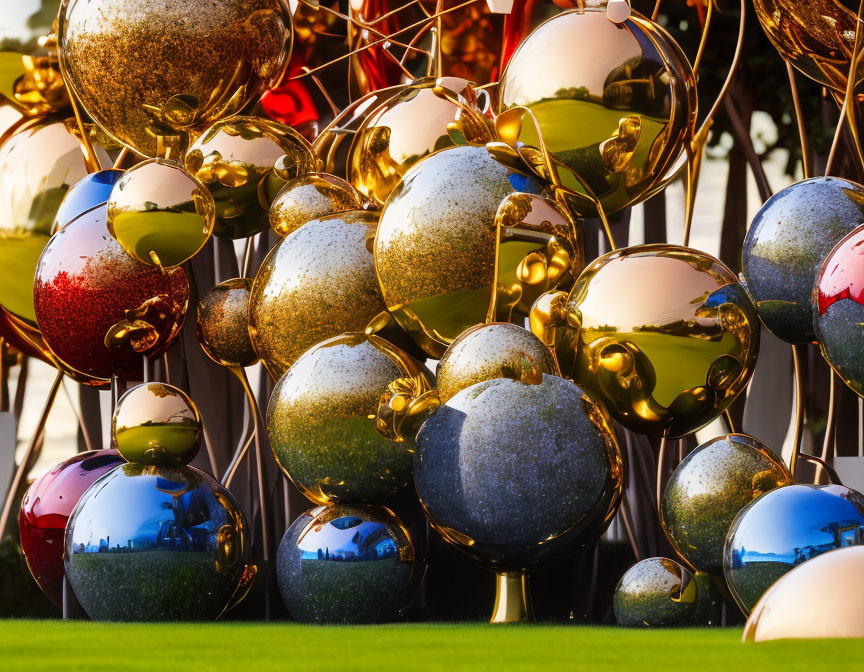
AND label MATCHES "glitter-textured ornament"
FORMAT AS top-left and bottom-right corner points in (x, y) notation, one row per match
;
(269, 173), (363, 237)
(197, 277), (257, 368)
